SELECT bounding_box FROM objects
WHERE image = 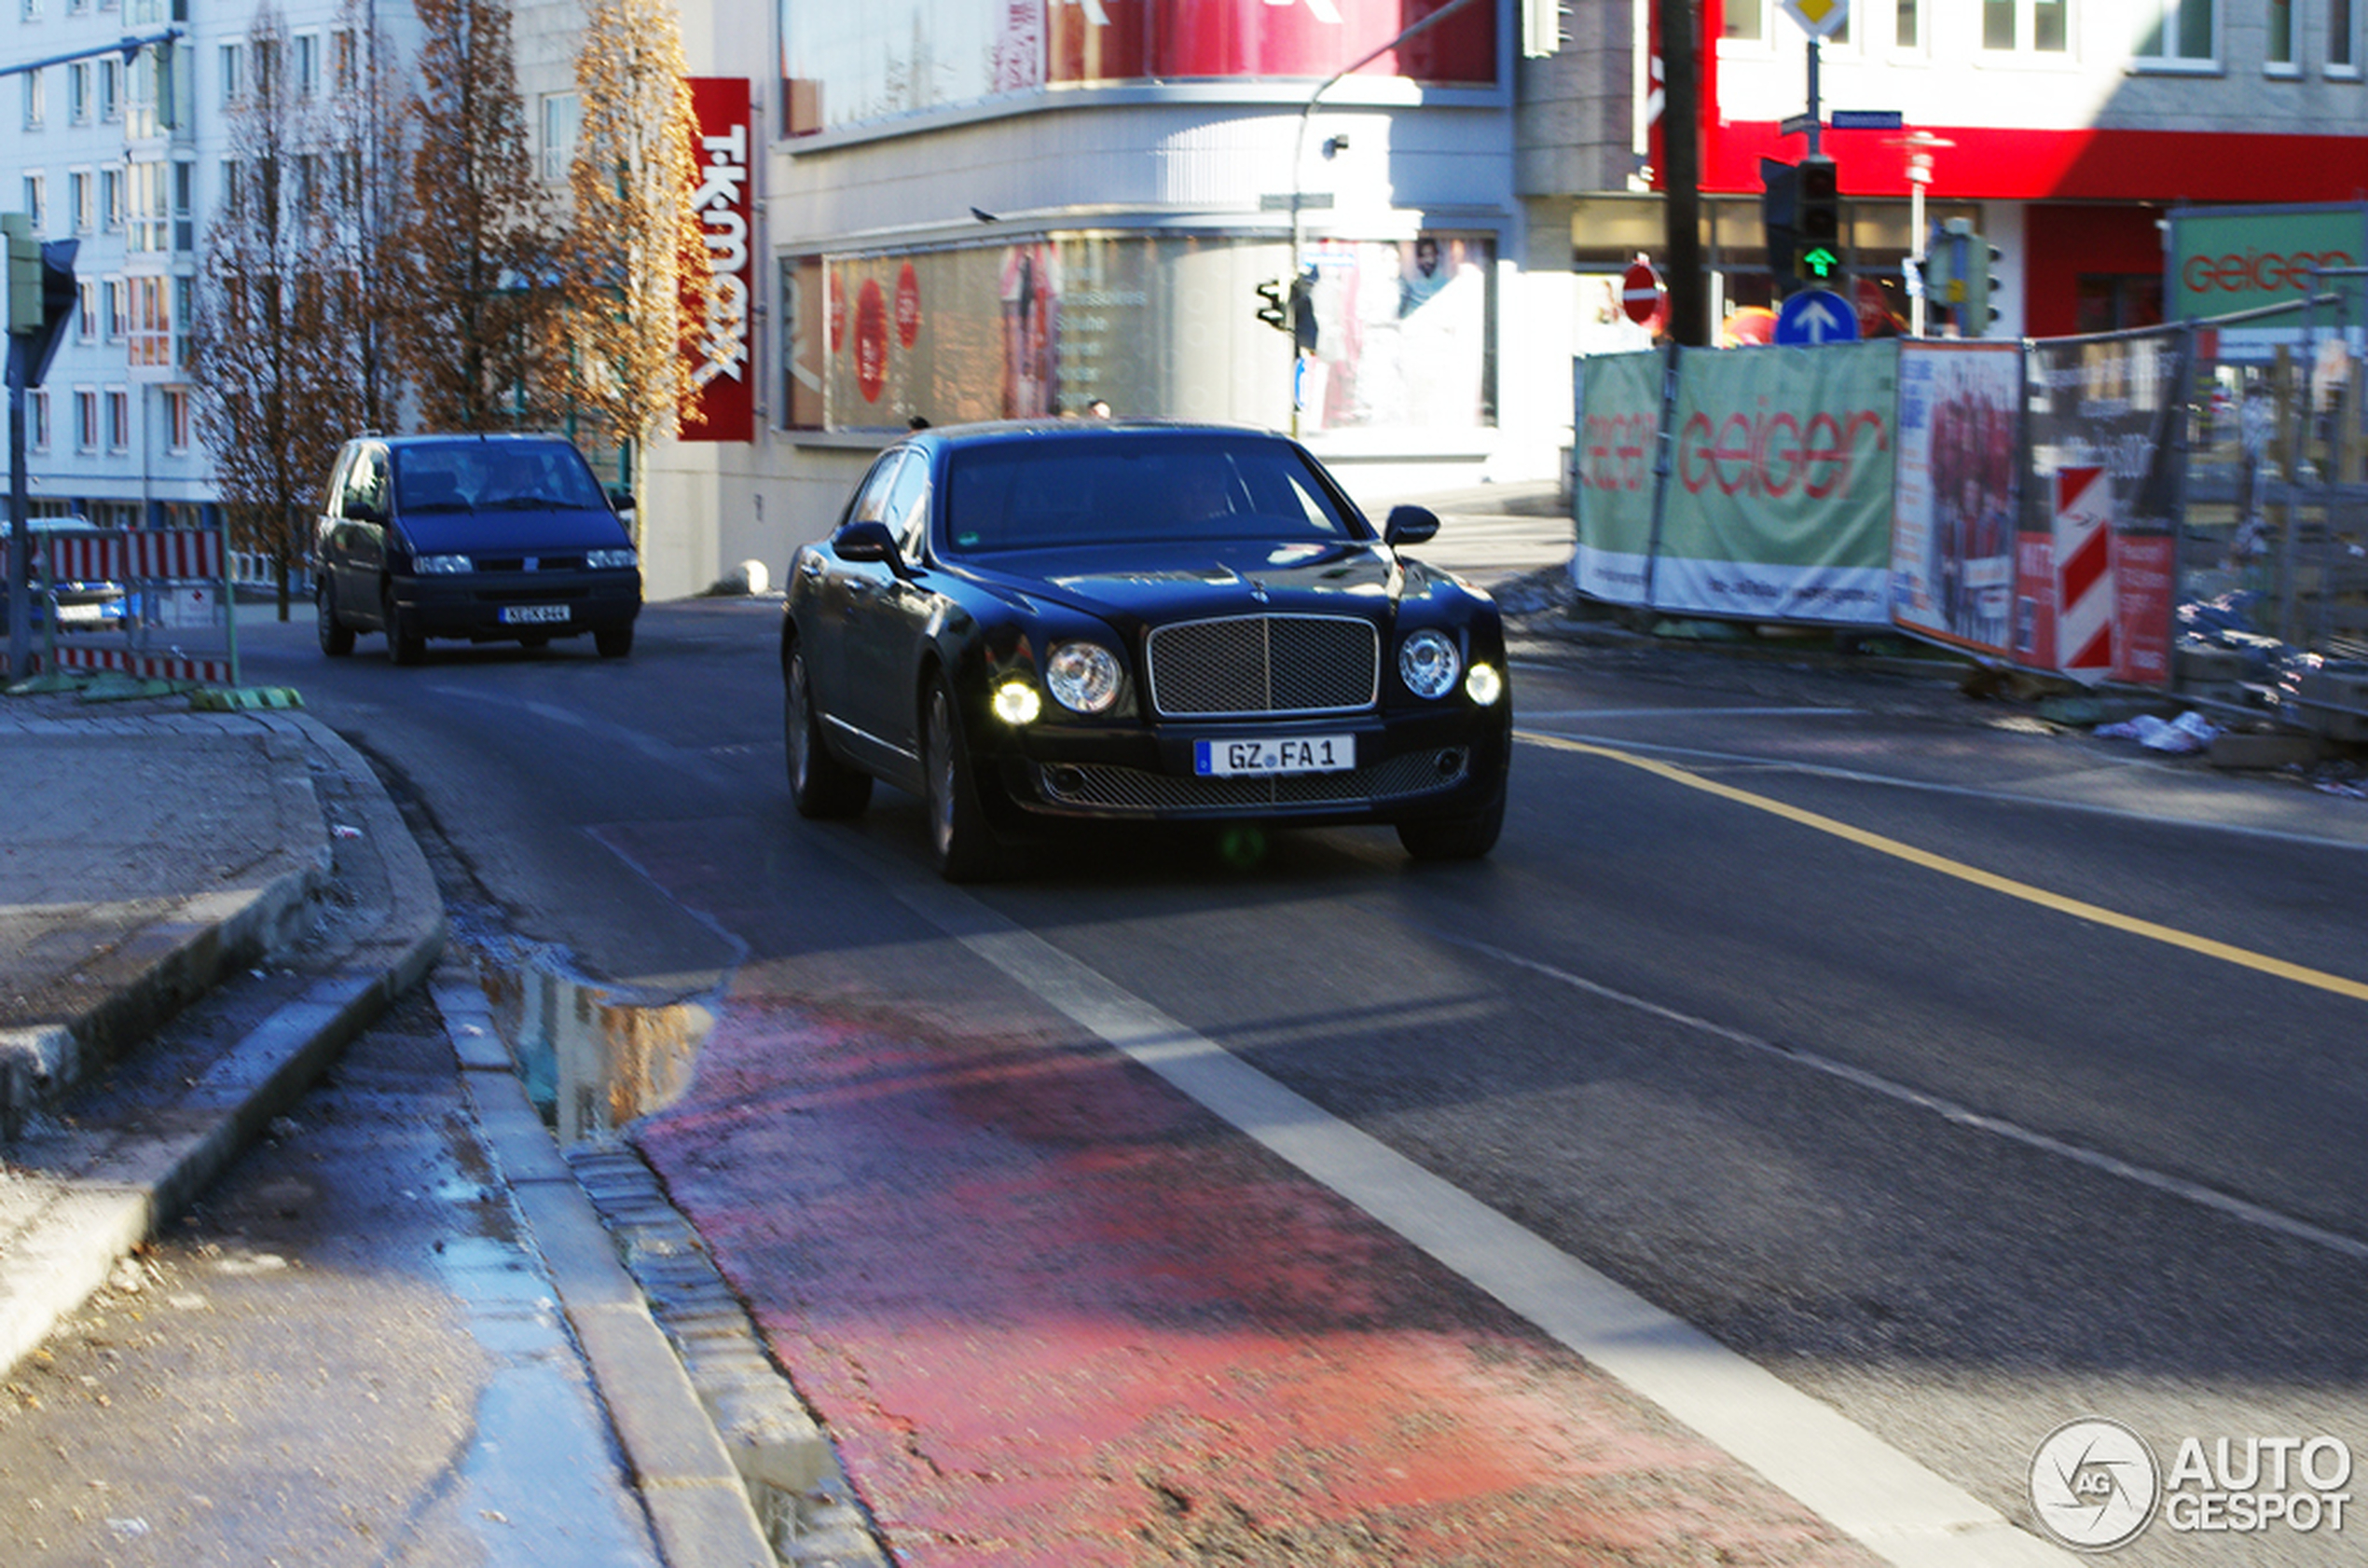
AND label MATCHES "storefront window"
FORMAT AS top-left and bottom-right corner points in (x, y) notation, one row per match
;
(788, 233), (1496, 437)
